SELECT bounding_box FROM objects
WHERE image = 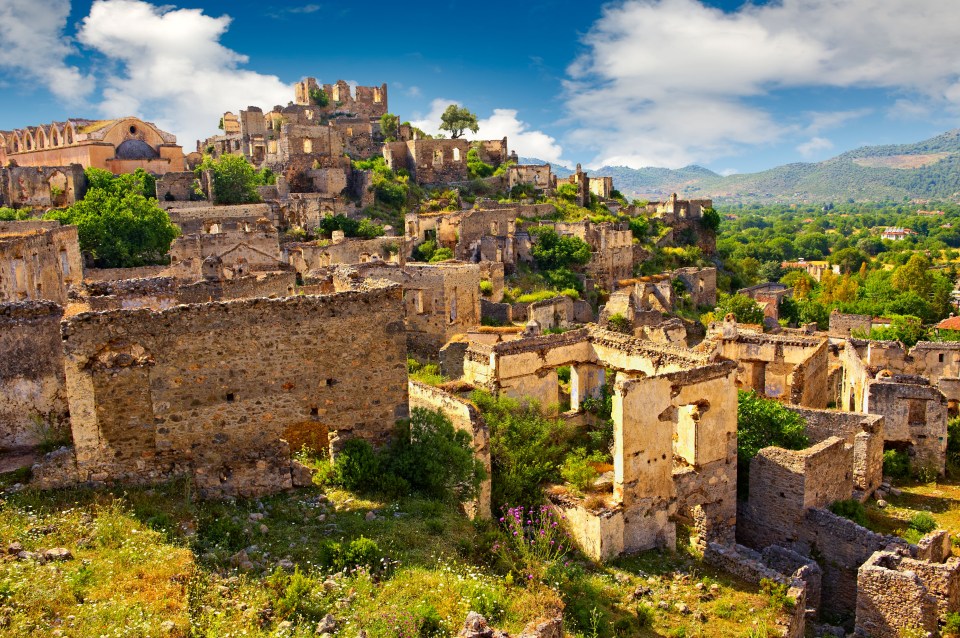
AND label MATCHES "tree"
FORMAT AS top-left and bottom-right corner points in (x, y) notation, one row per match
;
(466, 147), (495, 179)
(700, 207), (721, 232)
(891, 253), (933, 298)
(529, 226), (591, 271)
(715, 293), (765, 325)
(830, 247), (869, 274)
(737, 390), (809, 494)
(379, 113), (400, 140)
(196, 154), (262, 205)
(45, 168), (179, 268)
(439, 104), (479, 139)
(309, 87), (329, 107)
